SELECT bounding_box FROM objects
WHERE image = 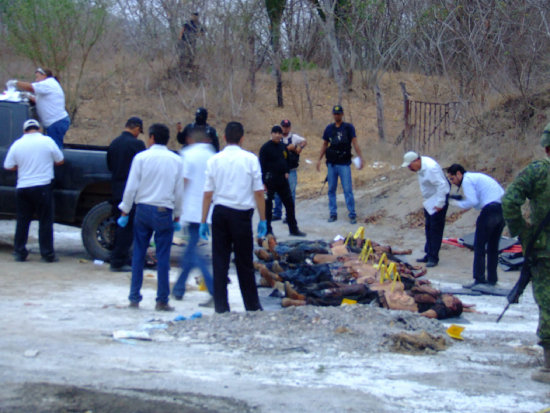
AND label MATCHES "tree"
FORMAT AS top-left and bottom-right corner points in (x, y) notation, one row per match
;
(265, 0), (286, 107)
(0, 0), (108, 120)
